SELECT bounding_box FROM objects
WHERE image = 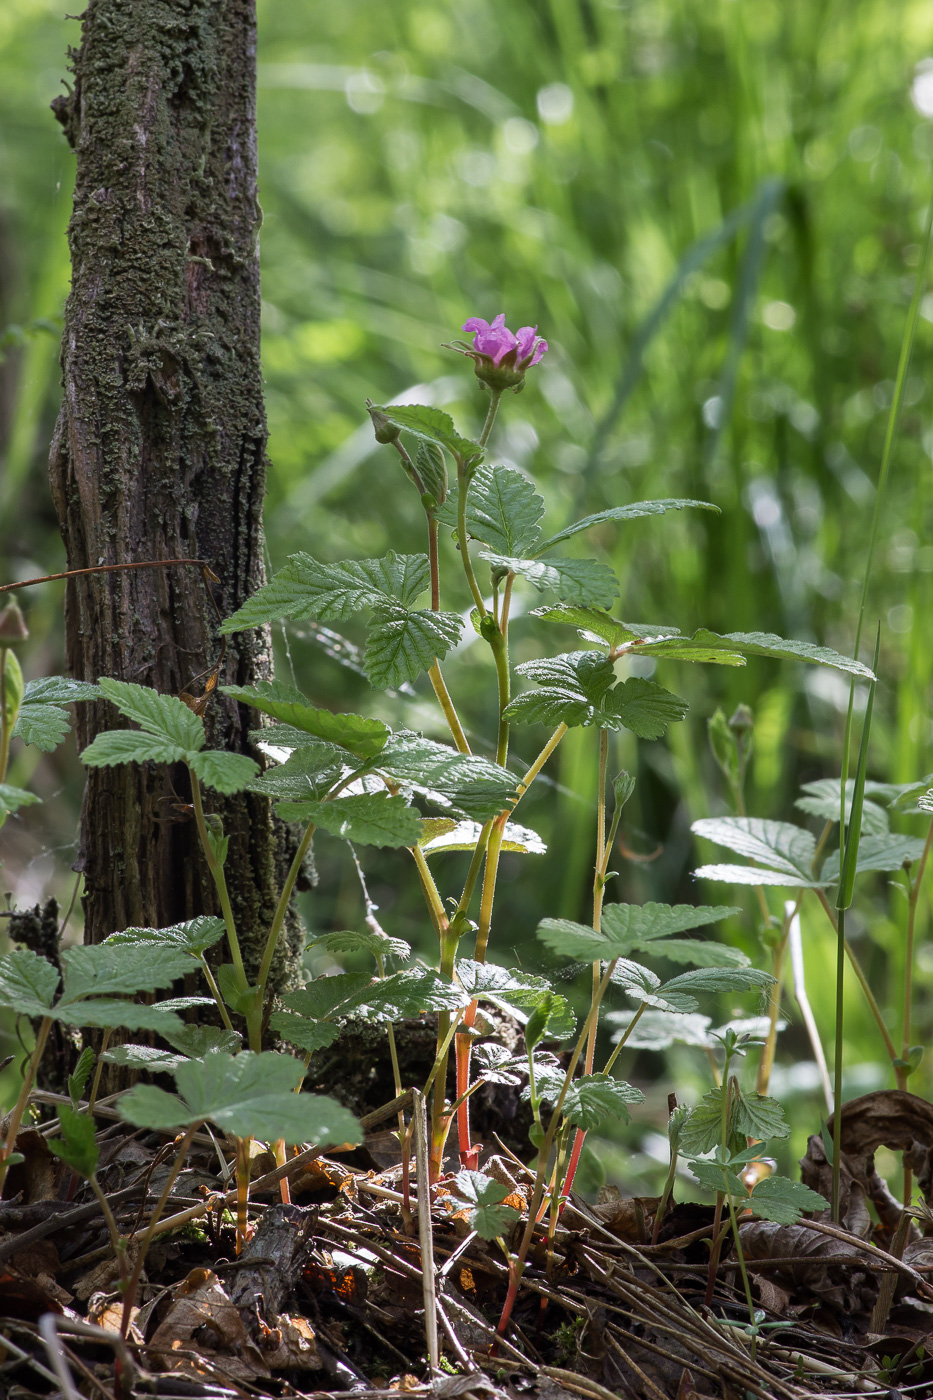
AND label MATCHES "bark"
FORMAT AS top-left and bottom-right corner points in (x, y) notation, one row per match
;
(47, 0), (301, 989)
